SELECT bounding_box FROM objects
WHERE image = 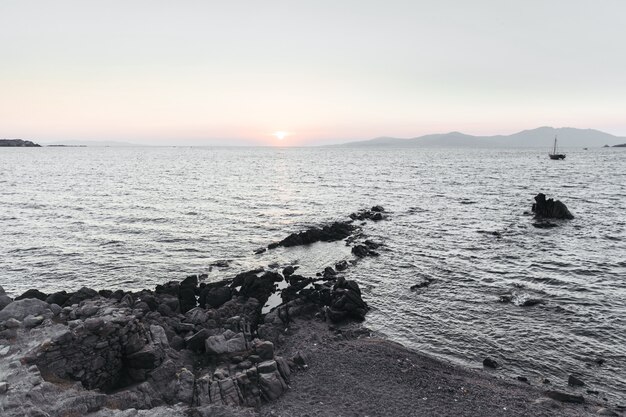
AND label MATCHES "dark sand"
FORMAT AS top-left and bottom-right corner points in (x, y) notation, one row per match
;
(259, 319), (612, 417)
